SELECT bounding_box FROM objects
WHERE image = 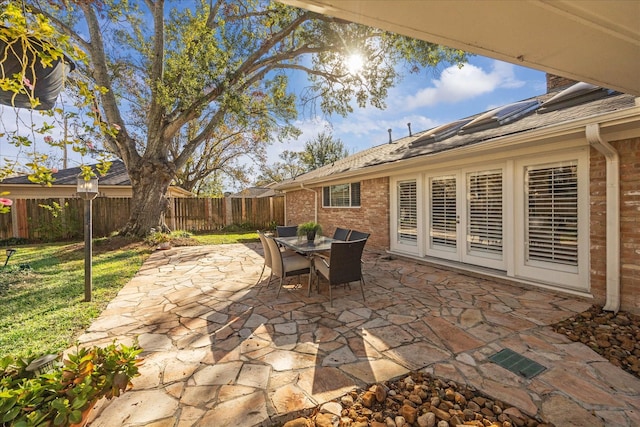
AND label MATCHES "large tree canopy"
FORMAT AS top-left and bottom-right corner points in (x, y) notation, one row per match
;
(255, 131), (349, 185)
(22, 0), (467, 236)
